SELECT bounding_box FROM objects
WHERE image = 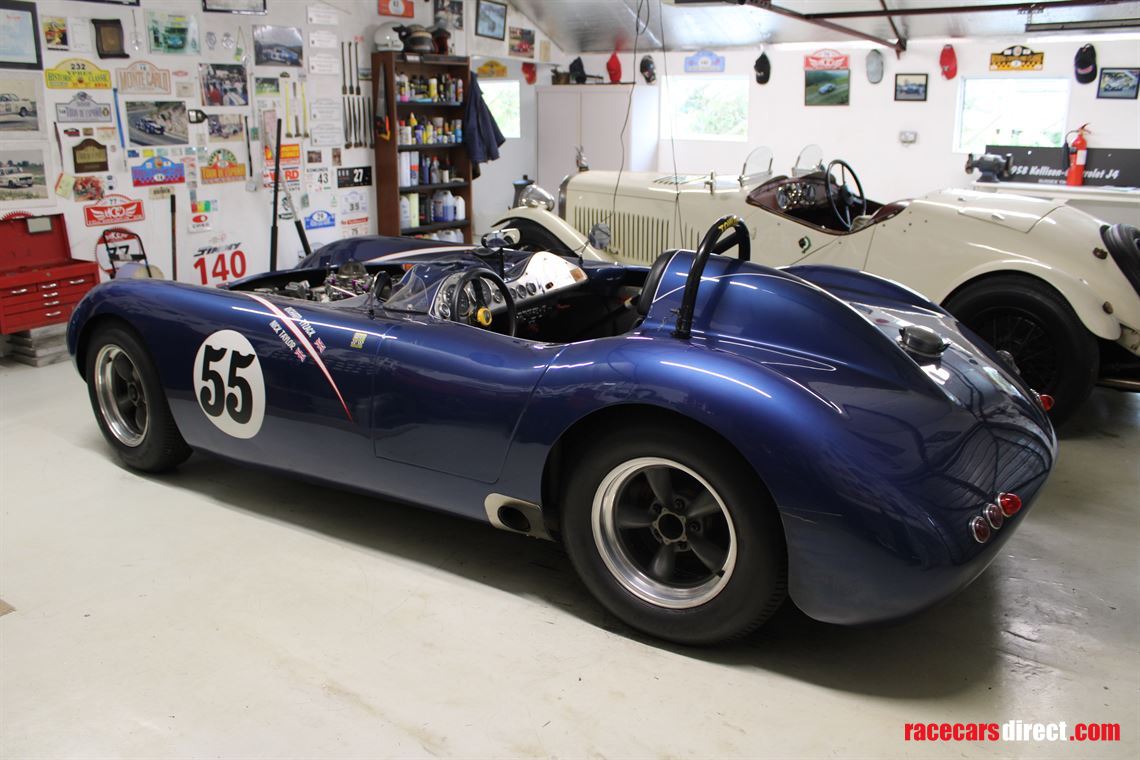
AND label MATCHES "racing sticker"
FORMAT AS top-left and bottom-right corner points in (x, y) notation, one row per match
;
(194, 330), (266, 439)
(131, 155), (186, 187)
(44, 59), (113, 90)
(303, 209), (335, 229)
(201, 149), (246, 184)
(55, 92), (113, 123)
(116, 61), (172, 95)
(336, 166), (372, 188)
(84, 194), (145, 227)
(989, 45), (1044, 72)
